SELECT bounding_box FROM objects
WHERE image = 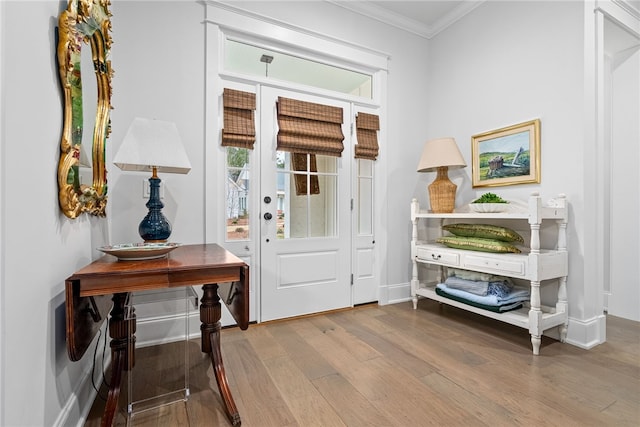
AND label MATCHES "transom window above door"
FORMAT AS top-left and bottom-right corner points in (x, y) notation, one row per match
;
(224, 39), (373, 98)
